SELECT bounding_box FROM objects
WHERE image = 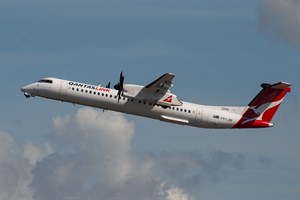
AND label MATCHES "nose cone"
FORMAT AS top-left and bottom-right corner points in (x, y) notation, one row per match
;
(21, 83), (37, 98)
(21, 84), (32, 92)
(21, 86), (27, 92)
